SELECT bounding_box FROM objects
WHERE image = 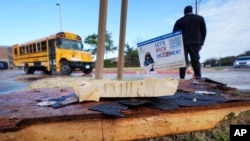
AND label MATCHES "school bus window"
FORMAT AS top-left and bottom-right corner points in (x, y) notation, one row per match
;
(41, 41), (47, 51)
(25, 46), (28, 54)
(23, 46), (25, 54)
(20, 47), (23, 55)
(37, 43), (41, 52)
(56, 39), (62, 48)
(14, 48), (17, 55)
(23, 46), (26, 54)
(28, 44), (32, 53)
(32, 43), (37, 52)
(56, 38), (83, 50)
